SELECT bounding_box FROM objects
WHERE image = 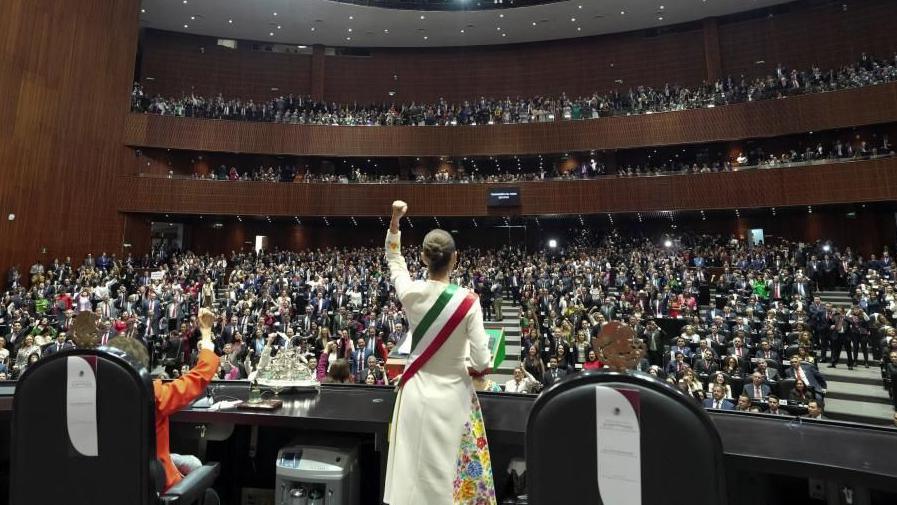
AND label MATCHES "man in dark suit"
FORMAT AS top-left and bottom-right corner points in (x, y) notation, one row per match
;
(743, 372), (771, 400)
(755, 360), (780, 382)
(666, 351), (688, 377)
(355, 354), (384, 383)
(542, 357), (567, 388)
(703, 384), (735, 410)
(43, 332), (75, 356)
(785, 355), (827, 393)
(350, 336), (373, 377)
